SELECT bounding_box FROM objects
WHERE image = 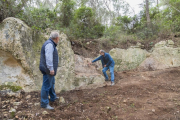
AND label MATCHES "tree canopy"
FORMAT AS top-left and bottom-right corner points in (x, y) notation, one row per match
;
(1, 0), (180, 41)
